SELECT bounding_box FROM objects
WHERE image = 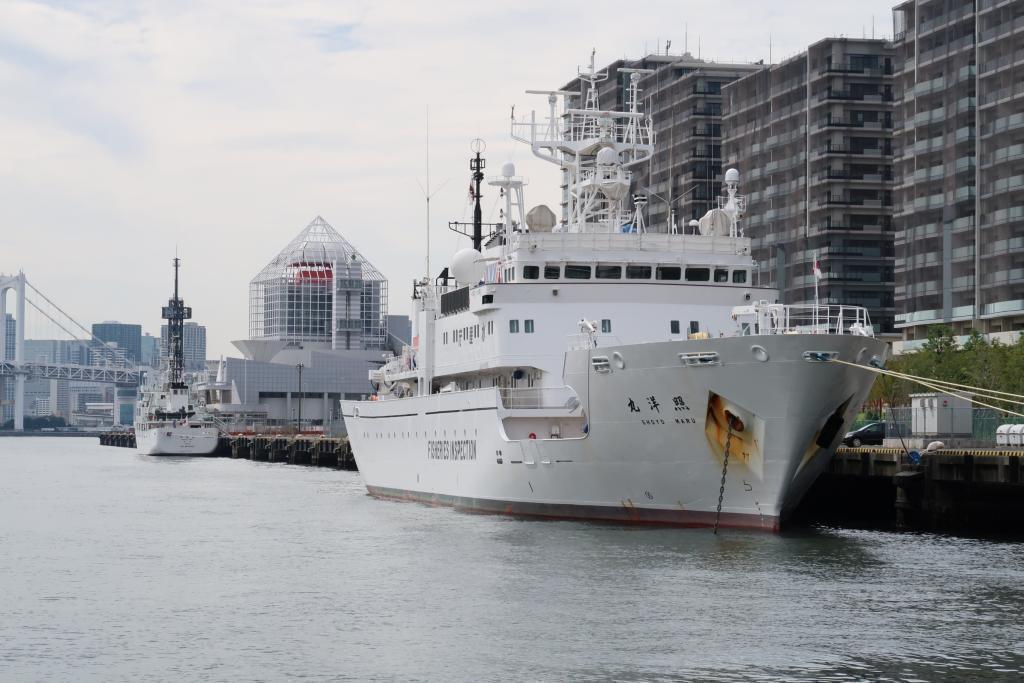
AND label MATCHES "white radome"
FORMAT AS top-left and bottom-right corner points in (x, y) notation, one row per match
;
(450, 248), (484, 284)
